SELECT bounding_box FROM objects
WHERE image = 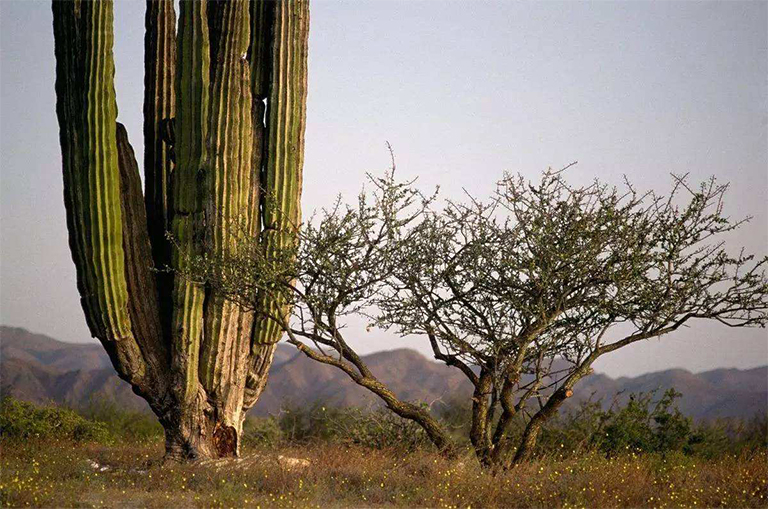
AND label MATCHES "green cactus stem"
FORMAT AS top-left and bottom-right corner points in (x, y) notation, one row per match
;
(52, 0), (310, 461)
